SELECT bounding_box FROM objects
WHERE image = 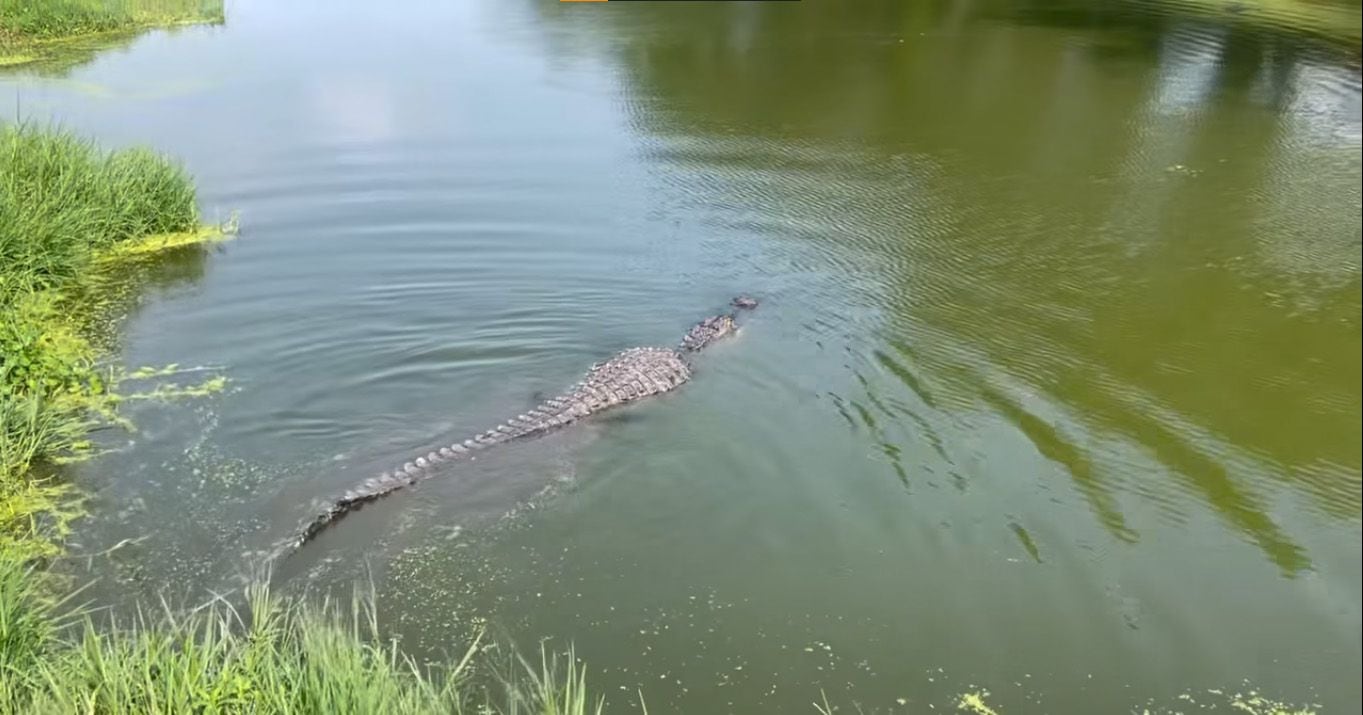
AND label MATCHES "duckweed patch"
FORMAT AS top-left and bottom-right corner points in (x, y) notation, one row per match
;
(120, 374), (229, 401)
